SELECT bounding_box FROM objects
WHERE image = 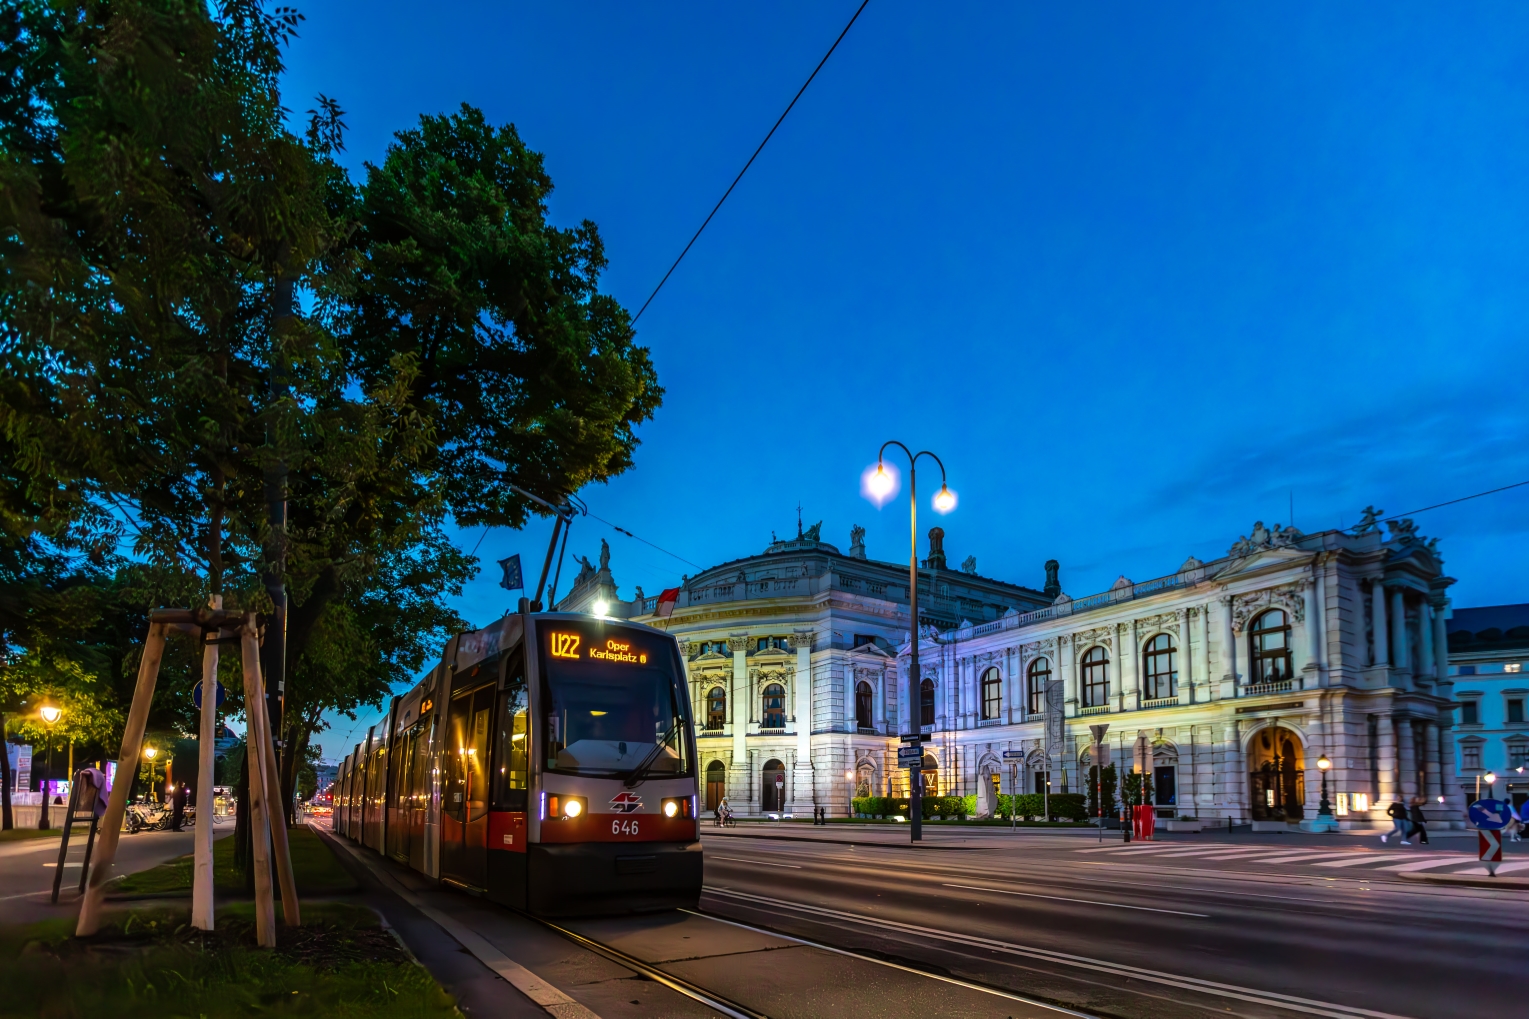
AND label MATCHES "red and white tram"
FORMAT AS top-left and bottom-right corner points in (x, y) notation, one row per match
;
(333, 610), (701, 915)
